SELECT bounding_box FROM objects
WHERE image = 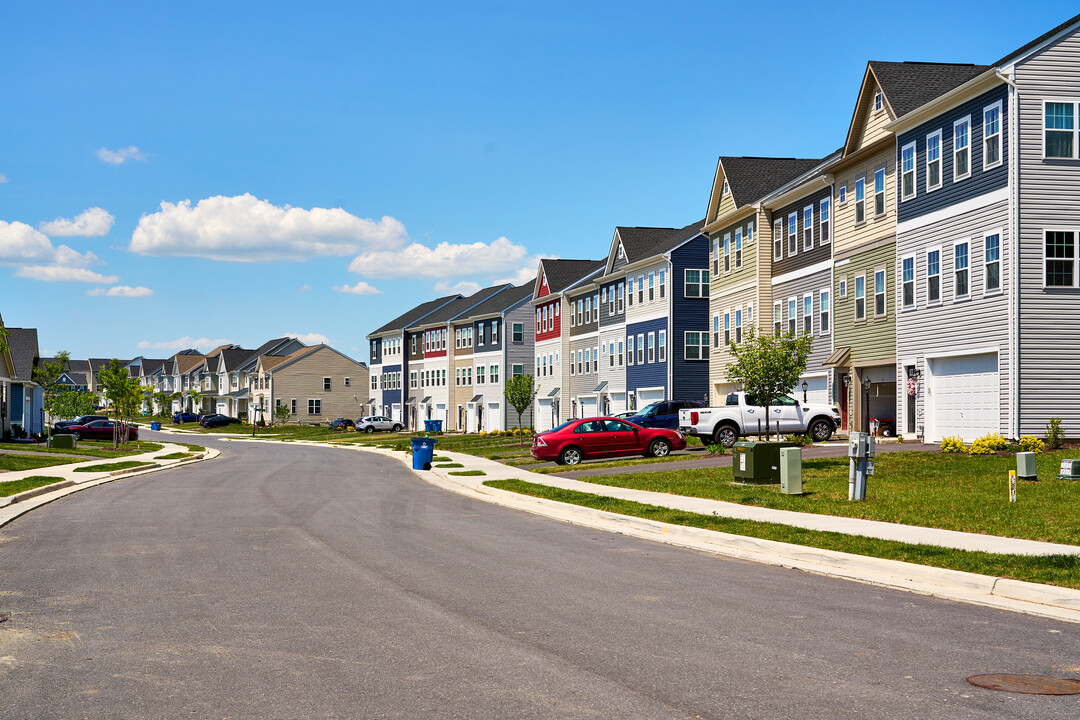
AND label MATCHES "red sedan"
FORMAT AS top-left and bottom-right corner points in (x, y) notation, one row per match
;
(531, 417), (686, 466)
(63, 419), (139, 442)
